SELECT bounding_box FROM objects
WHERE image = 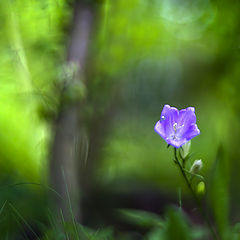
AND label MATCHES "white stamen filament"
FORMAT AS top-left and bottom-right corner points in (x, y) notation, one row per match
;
(171, 123), (185, 140)
(173, 123), (177, 132)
